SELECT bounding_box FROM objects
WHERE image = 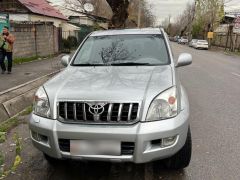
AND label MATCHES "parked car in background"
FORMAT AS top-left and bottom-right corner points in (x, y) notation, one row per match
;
(193, 40), (209, 50)
(174, 36), (180, 42)
(178, 37), (188, 45)
(189, 39), (198, 47)
(169, 36), (174, 41)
